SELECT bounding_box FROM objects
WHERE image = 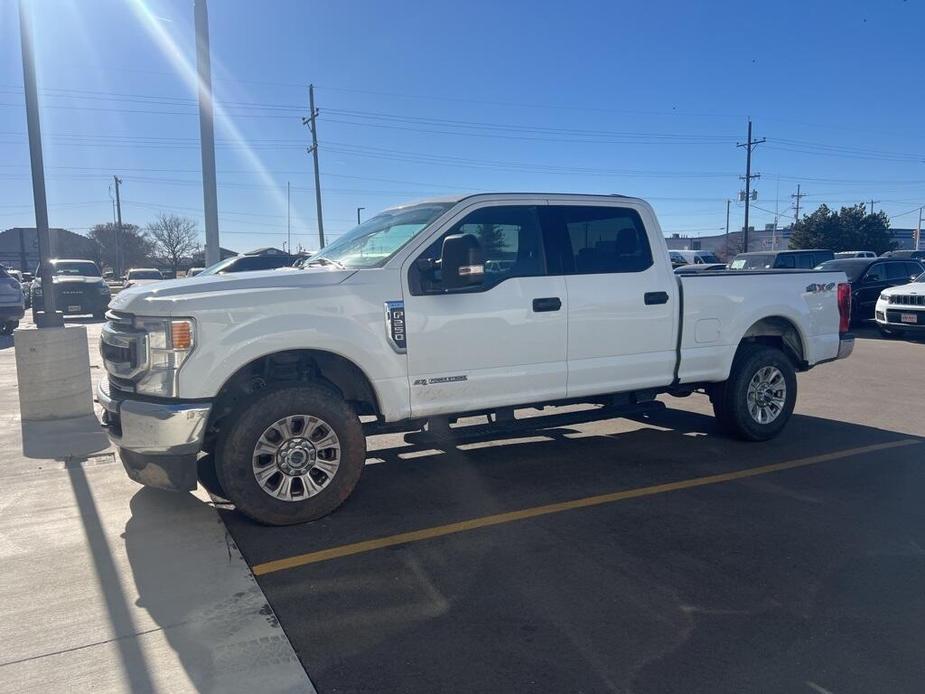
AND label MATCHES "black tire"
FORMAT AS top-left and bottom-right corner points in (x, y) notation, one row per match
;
(711, 343), (797, 441)
(877, 325), (904, 339)
(215, 384), (366, 525)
